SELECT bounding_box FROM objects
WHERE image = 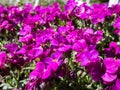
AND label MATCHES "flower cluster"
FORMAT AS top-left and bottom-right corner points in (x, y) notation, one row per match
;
(1, 0), (120, 90)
